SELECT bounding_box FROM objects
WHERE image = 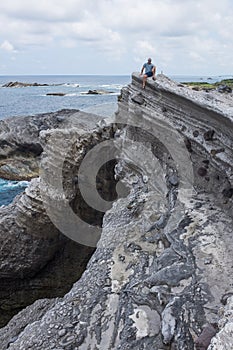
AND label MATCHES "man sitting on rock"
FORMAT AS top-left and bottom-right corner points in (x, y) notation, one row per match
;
(140, 58), (156, 88)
